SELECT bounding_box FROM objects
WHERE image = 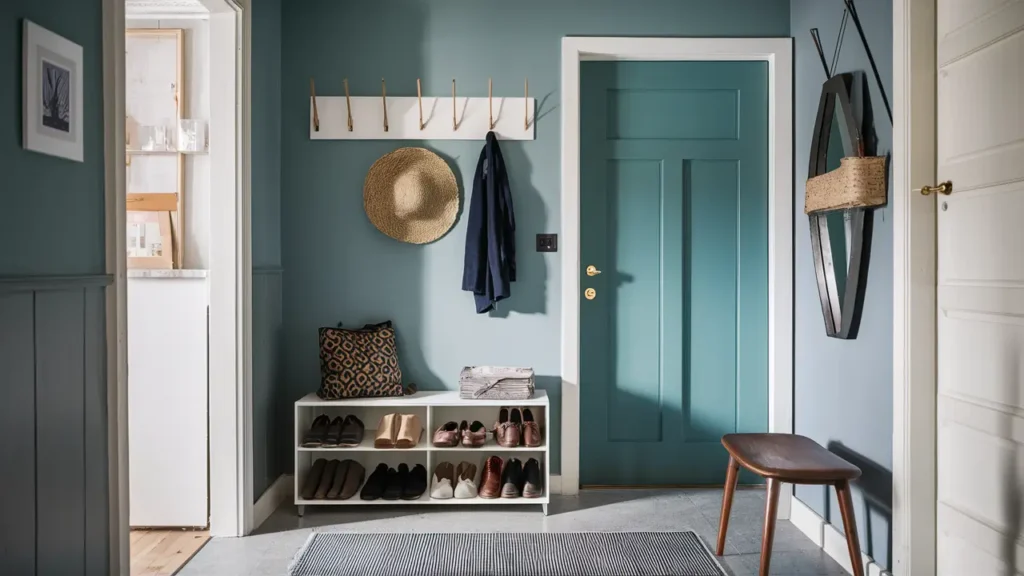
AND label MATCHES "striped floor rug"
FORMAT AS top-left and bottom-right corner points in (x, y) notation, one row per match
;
(289, 531), (726, 576)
